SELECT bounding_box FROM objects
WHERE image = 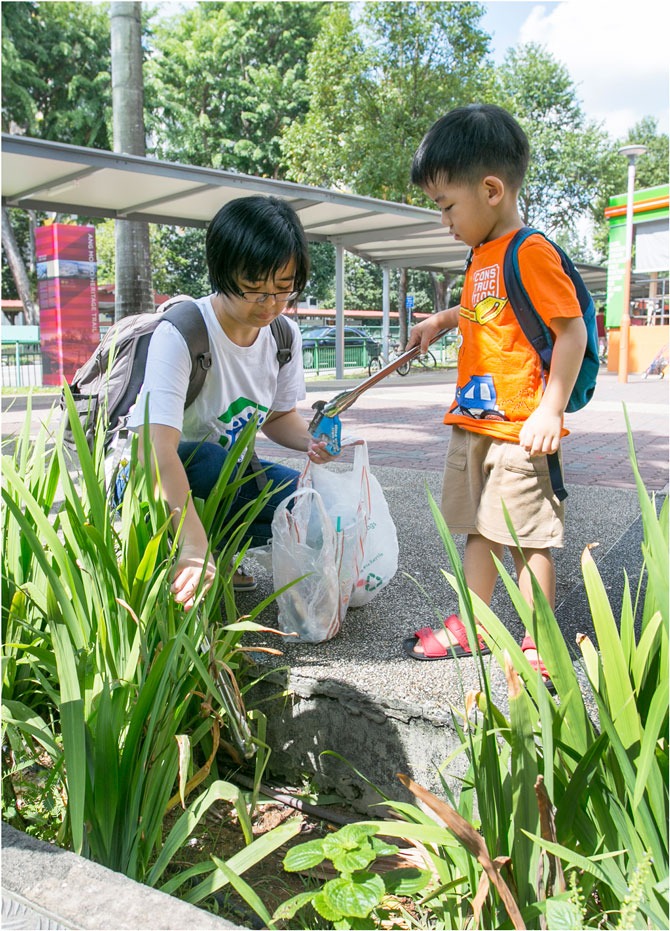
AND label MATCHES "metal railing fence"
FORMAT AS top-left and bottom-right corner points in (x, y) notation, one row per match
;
(2, 343), (43, 388)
